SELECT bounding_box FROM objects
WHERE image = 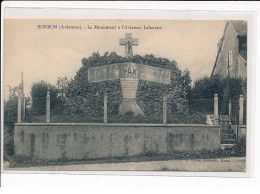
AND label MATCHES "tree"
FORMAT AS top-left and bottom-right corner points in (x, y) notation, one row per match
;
(188, 75), (246, 115)
(190, 75), (245, 100)
(4, 85), (30, 158)
(56, 76), (70, 98)
(31, 81), (60, 114)
(4, 95), (19, 158)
